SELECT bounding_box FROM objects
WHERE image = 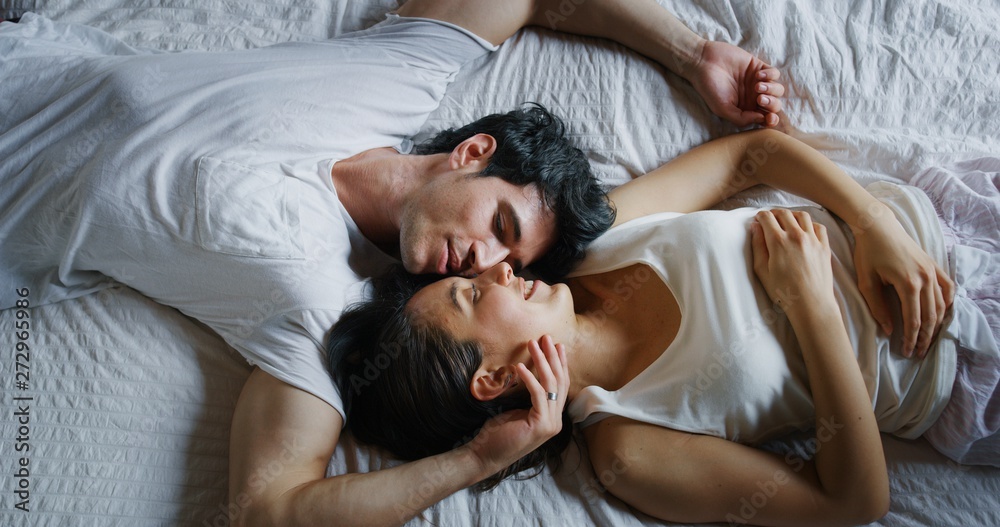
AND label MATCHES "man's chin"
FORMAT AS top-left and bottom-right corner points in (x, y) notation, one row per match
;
(399, 252), (432, 276)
